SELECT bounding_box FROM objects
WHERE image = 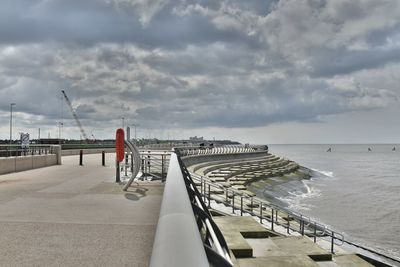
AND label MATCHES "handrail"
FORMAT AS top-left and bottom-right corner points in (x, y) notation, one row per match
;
(150, 152), (209, 267)
(175, 149), (233, 266)
(150, 151), (233, 267)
